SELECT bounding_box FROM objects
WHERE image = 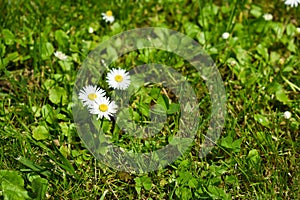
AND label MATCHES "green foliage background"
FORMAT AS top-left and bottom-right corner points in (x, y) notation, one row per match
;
(0, 0), (299, 199)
